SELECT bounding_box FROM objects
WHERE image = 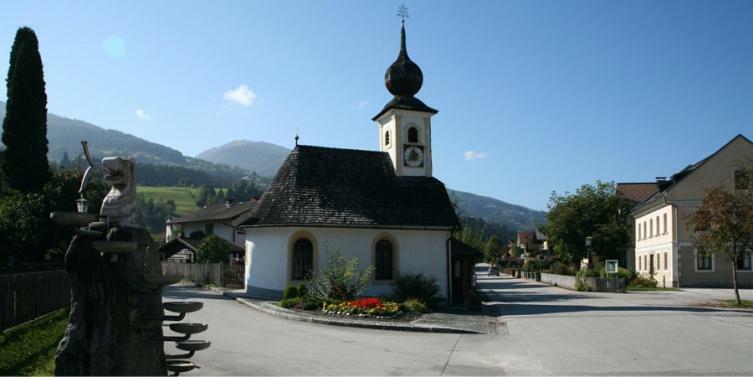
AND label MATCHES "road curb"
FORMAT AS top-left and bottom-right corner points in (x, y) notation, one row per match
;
(224, 292), (481, 334)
